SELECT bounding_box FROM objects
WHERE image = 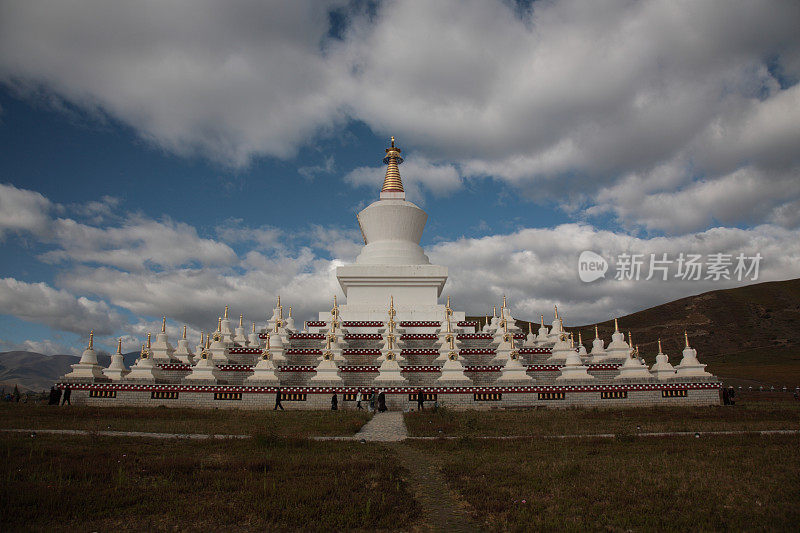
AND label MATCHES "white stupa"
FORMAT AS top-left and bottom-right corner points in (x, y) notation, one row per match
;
(246, 348), (279, 384)
(220, 306), (234, 344)
(149, 317), (176, 362)
(208, 319), (228, 363)
(126, 335), (165, 381)
(437, 348), (471, 384)
(184, 341), (223, 382)
(265, 330), (287, 364)
(651, 339), (676, 380)
(65, 331), (105, 380)
(233, 314), (248, 345)
(589, 324), (607, 363)
(374, 349), (407, 384)
(311, 335), (344, 384)
(615, 335), (652, 380)
(194, 332), (206, 358)
(248, 322), (261, 347)
(333, 138), (462, 323)
(498, 339), (533, 383)
(557, 336), (595, 381)
(576, 331), (588, 357)
(103, 338), (129, 381)
(173, 325), (195, 365)
(675, 332), (711, 377)
(546, 332), (575, 363)
(523, 322), (537, 347)
(604, 318), (630, 360)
